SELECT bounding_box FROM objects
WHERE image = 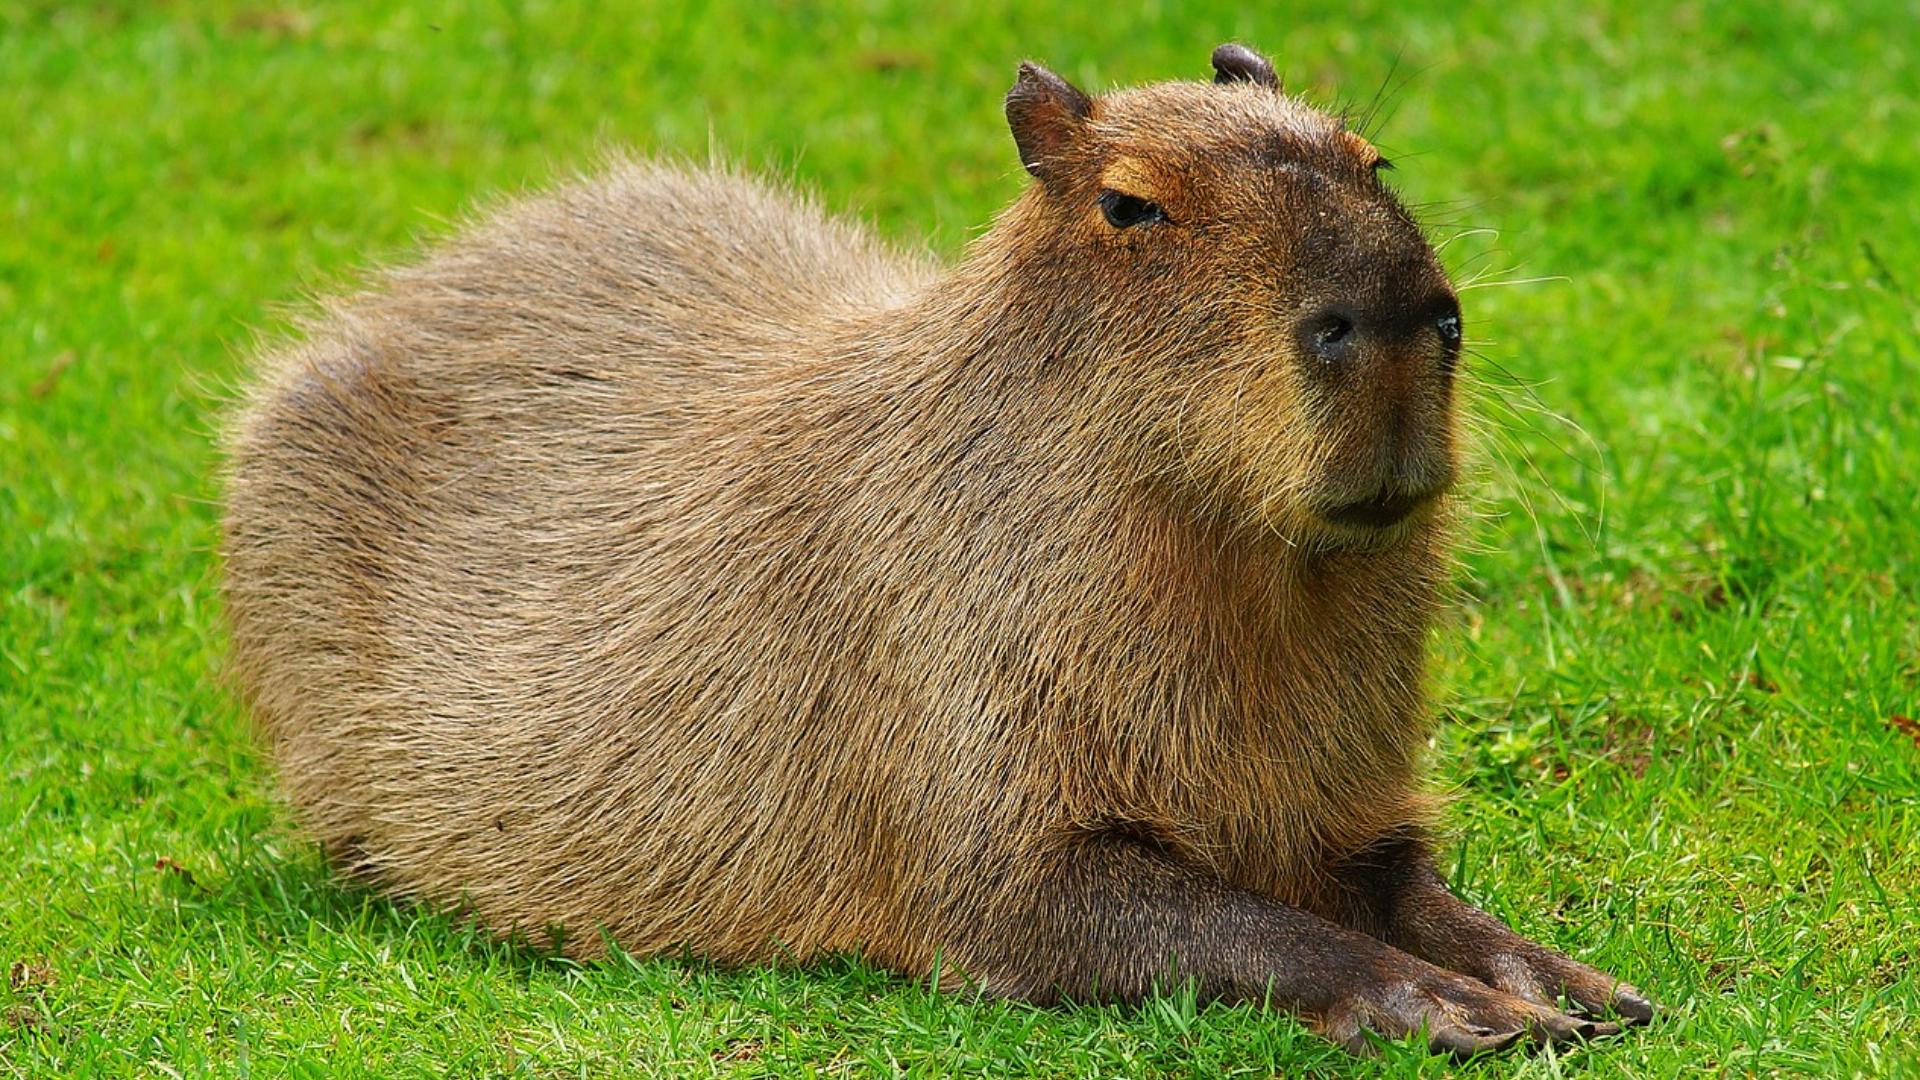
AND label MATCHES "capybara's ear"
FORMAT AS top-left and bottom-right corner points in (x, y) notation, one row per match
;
(1005, 62), (1092, 184)
(1211, 43), (1279, 90)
